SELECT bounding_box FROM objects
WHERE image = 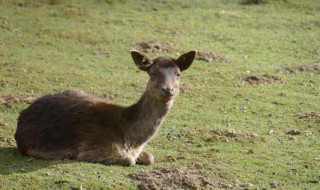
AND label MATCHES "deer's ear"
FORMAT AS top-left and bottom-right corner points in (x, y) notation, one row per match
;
(130, 50), (153, 71)
(176, 50), (197, 71)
